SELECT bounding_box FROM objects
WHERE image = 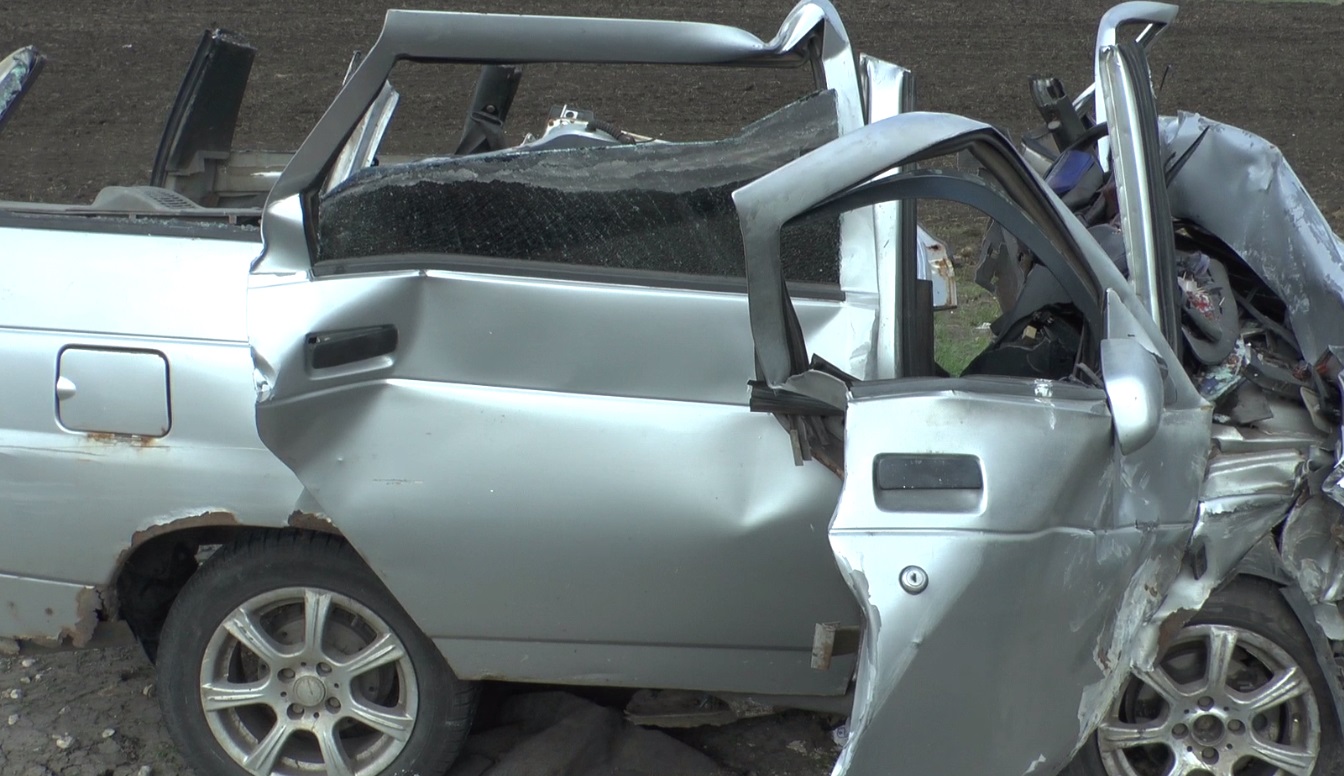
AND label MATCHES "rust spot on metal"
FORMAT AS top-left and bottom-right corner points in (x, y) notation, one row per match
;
(85, 432), (160, 448)
(65, 588), (101, 648)
(126, 511), (241, 557)
(12, 589), (103, 649)
(287, 511), (342, 536)
(1155, 607), (1200, 653)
